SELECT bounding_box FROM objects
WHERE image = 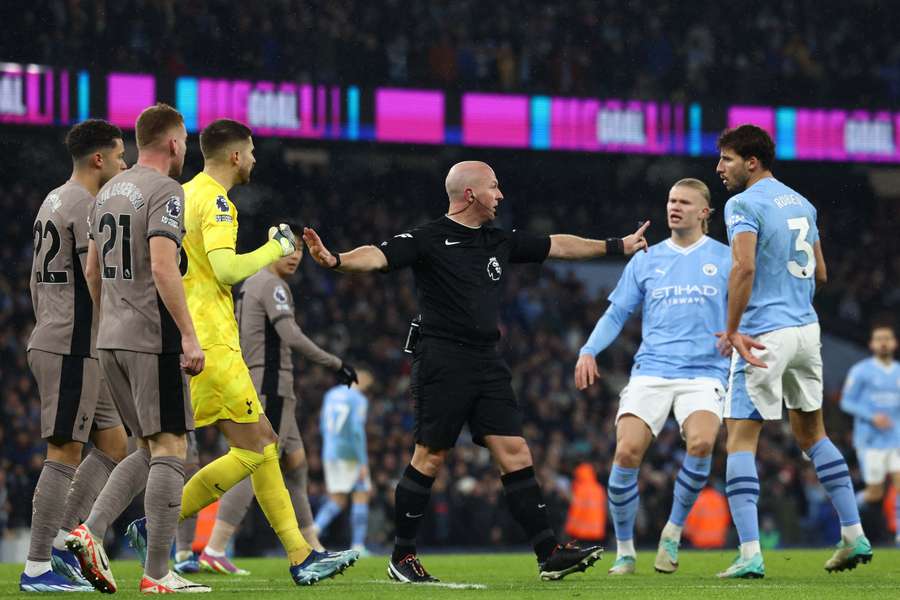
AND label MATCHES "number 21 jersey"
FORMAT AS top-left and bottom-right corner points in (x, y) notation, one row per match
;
(91, 165), (186, 354)
(724, 177), (819, 336)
